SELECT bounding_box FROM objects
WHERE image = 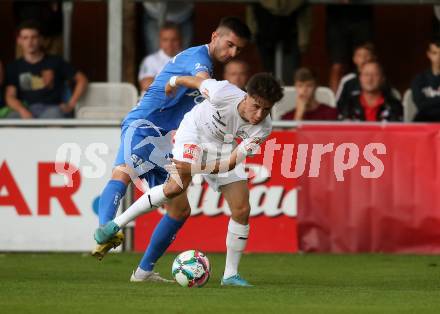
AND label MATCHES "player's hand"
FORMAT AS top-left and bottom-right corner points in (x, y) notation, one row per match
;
(165, 82), (178, 97)
(19, 108), (33, 119)
(165, 159), (193, 176)
(60, 102), (75, 113)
